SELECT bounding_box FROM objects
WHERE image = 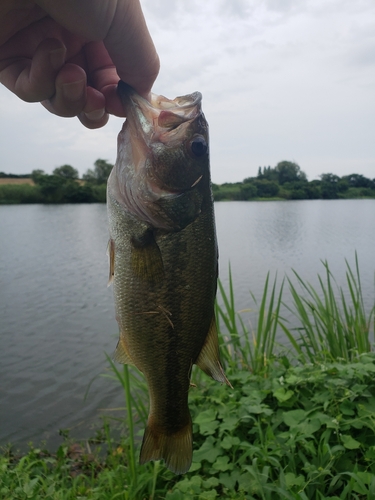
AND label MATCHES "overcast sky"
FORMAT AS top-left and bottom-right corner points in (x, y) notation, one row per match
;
(1, 0), (374, 184)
